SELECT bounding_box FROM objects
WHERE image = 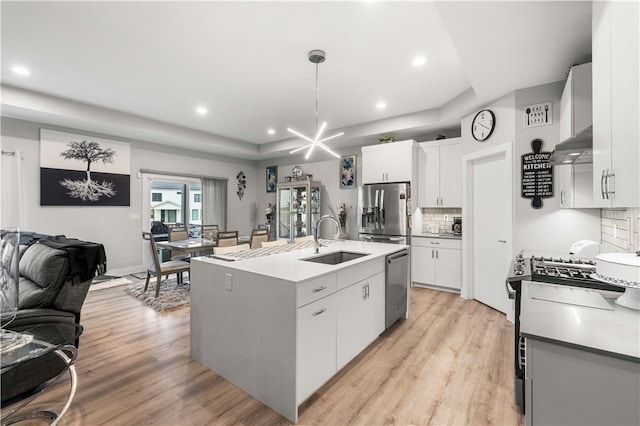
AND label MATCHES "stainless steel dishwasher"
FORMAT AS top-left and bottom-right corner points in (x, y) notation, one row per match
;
(385, 249), (409, 329)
